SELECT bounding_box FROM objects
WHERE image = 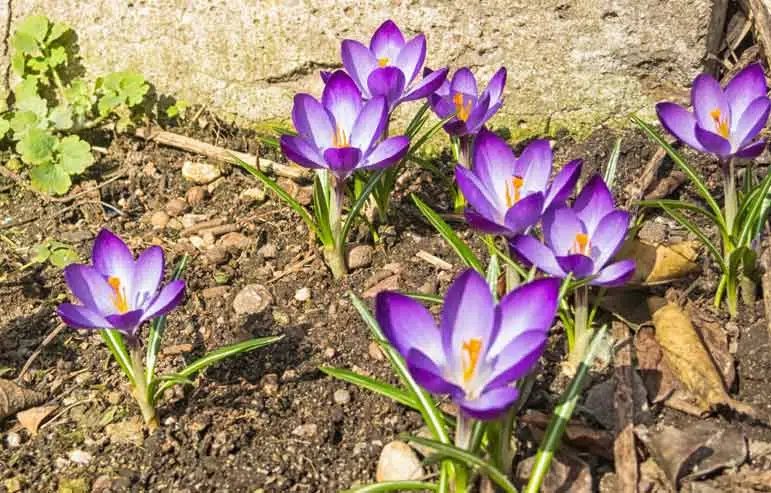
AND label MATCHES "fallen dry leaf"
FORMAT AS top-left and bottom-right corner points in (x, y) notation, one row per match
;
(517, 449), (592, 493)
(16, 405), (58, 435)
(522, 409), (614, 460)
(647, 298), (754, 417)
(0, 378), (46, 422)
(617, 240), (700, 286)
